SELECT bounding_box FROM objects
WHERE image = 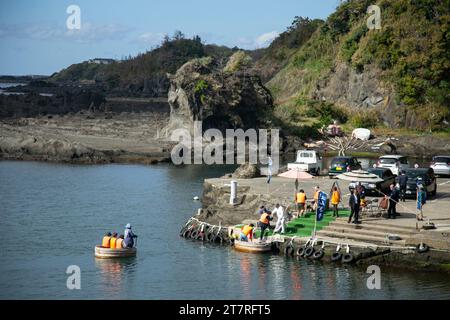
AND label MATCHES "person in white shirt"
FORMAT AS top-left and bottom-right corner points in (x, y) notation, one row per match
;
(273, 204), (286, 234)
